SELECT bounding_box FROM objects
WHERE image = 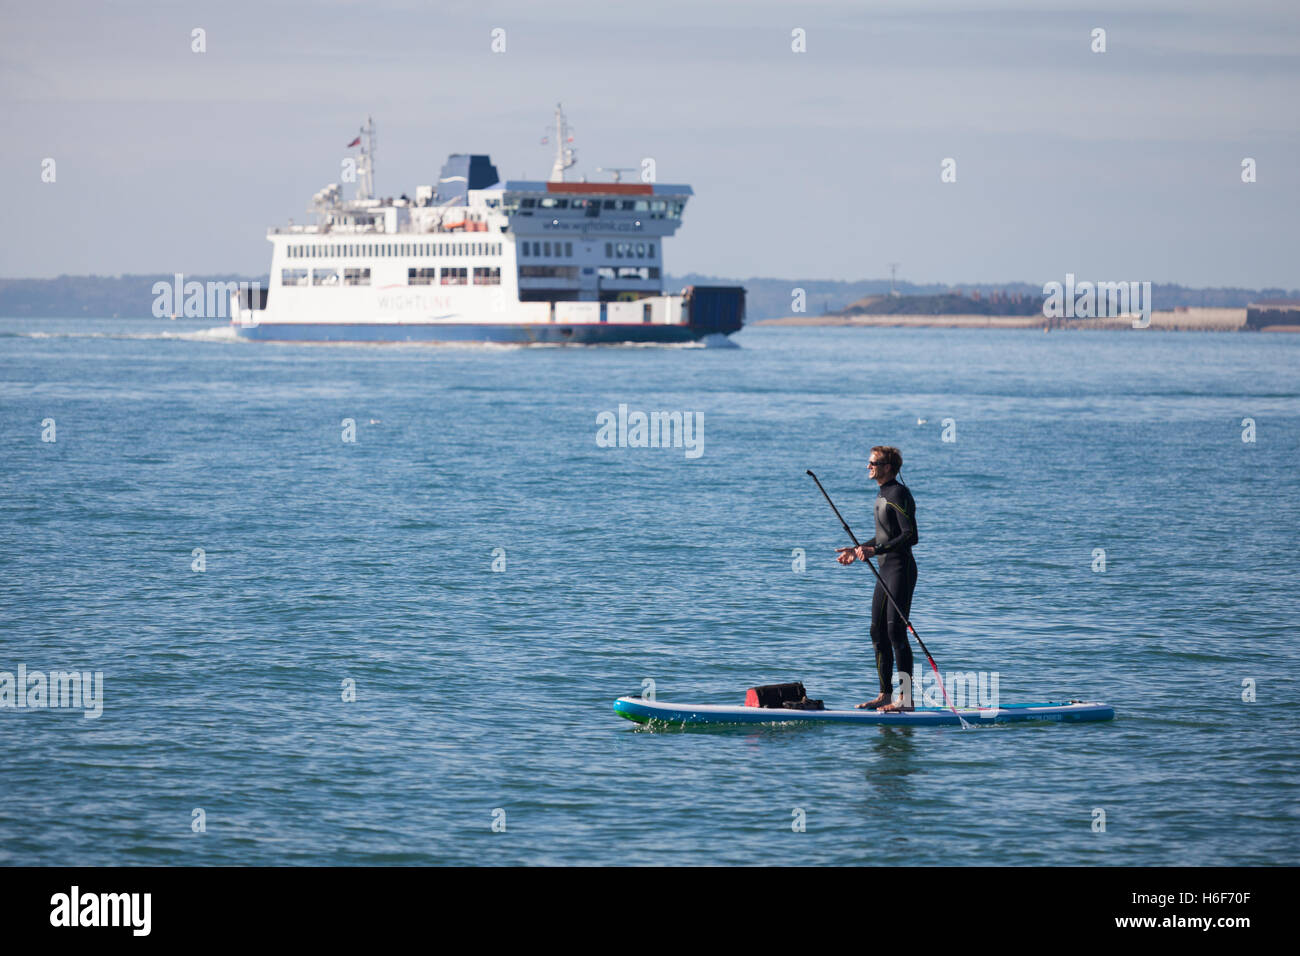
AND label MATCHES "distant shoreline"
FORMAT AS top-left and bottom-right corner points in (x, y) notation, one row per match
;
(755, 308), (1300, 332)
